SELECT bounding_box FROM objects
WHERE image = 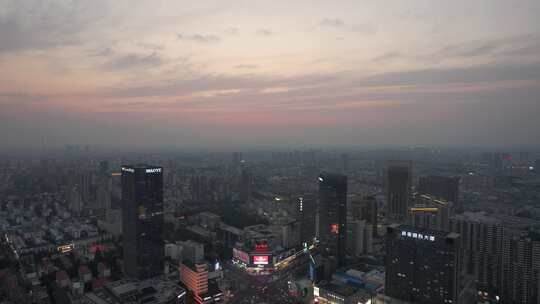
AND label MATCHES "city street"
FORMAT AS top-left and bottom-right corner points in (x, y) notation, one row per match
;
(224, 257), (310, 304)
